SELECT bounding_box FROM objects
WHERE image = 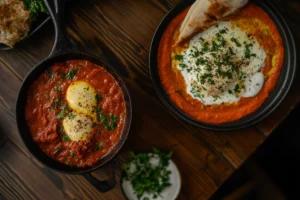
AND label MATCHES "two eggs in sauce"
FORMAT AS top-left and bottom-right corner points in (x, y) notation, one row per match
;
(63, 81), (99, 141)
